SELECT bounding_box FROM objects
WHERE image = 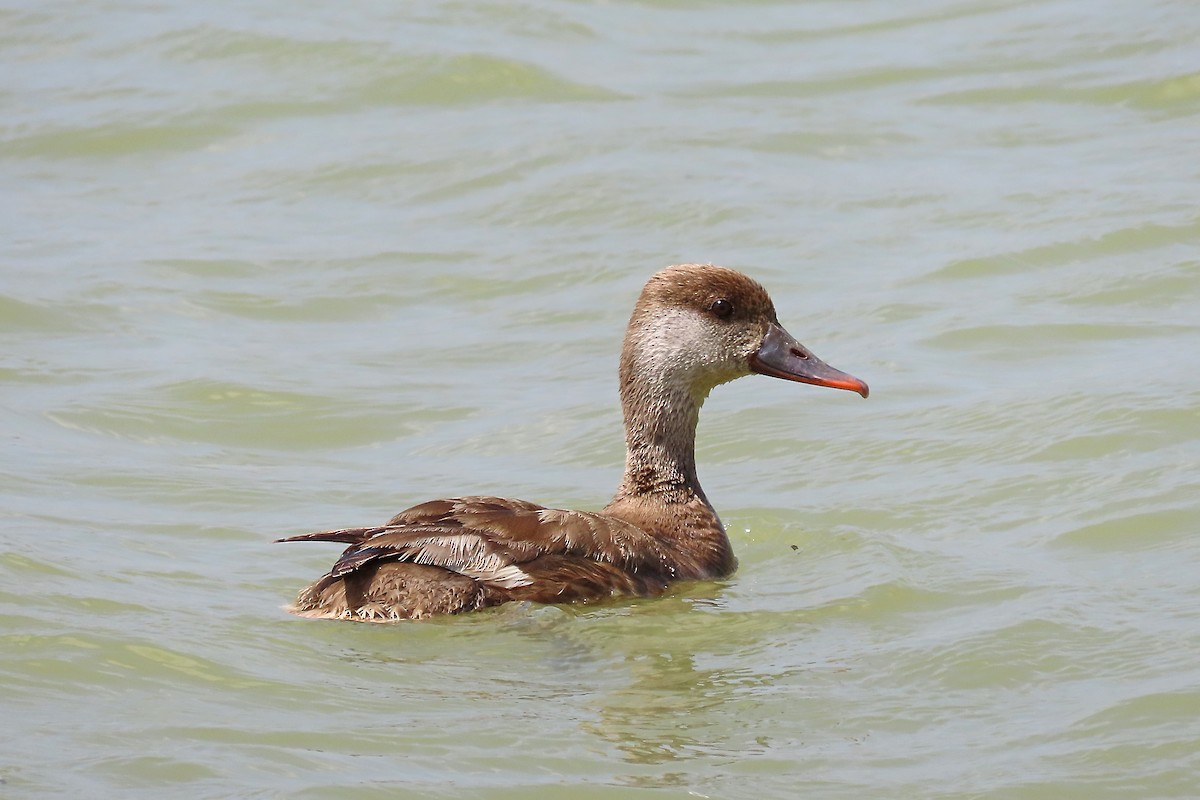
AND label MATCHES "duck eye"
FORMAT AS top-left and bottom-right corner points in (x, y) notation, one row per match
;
(710, 298), (733, 320)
